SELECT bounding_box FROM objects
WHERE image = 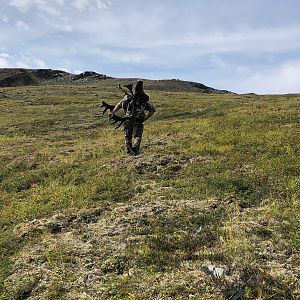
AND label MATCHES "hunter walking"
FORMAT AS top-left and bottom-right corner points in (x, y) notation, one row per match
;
(109, 80), (155, 155)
